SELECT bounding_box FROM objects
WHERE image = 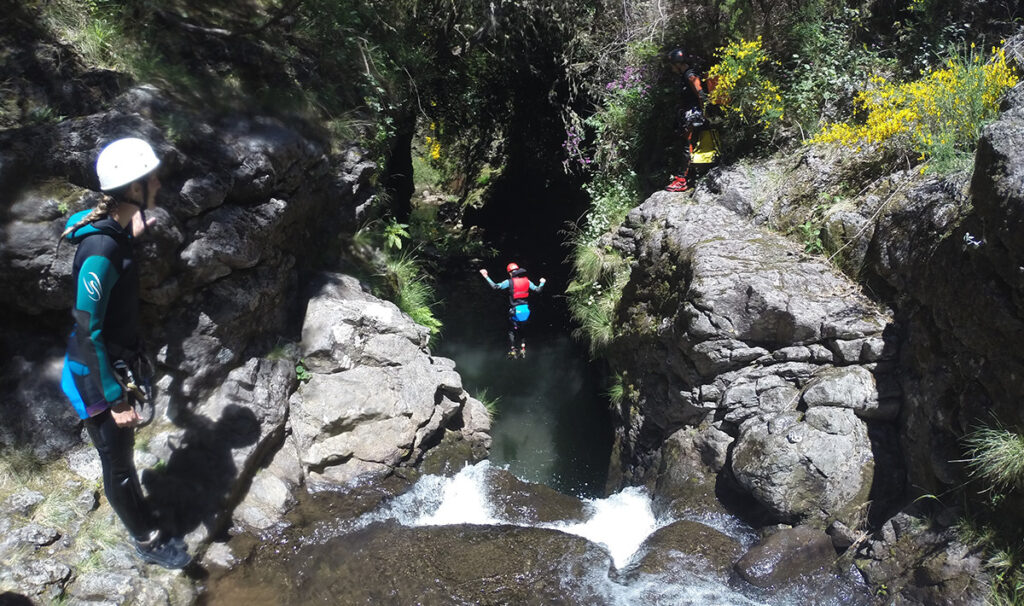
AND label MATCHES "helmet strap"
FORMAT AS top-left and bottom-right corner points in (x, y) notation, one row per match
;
(139, 179), (149, 229)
